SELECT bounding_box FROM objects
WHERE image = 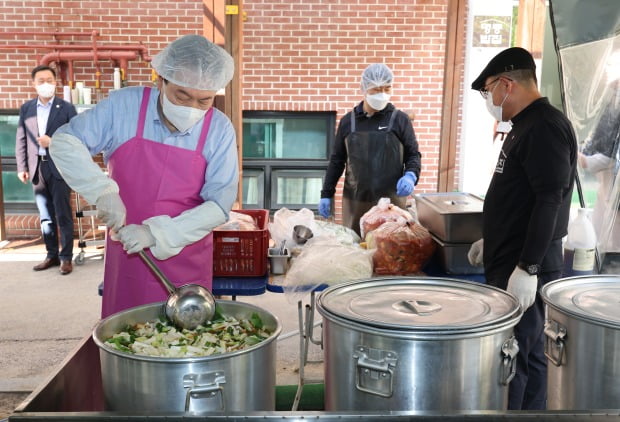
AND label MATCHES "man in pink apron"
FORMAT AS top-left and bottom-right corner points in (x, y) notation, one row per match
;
(50, 35), (239, 318)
